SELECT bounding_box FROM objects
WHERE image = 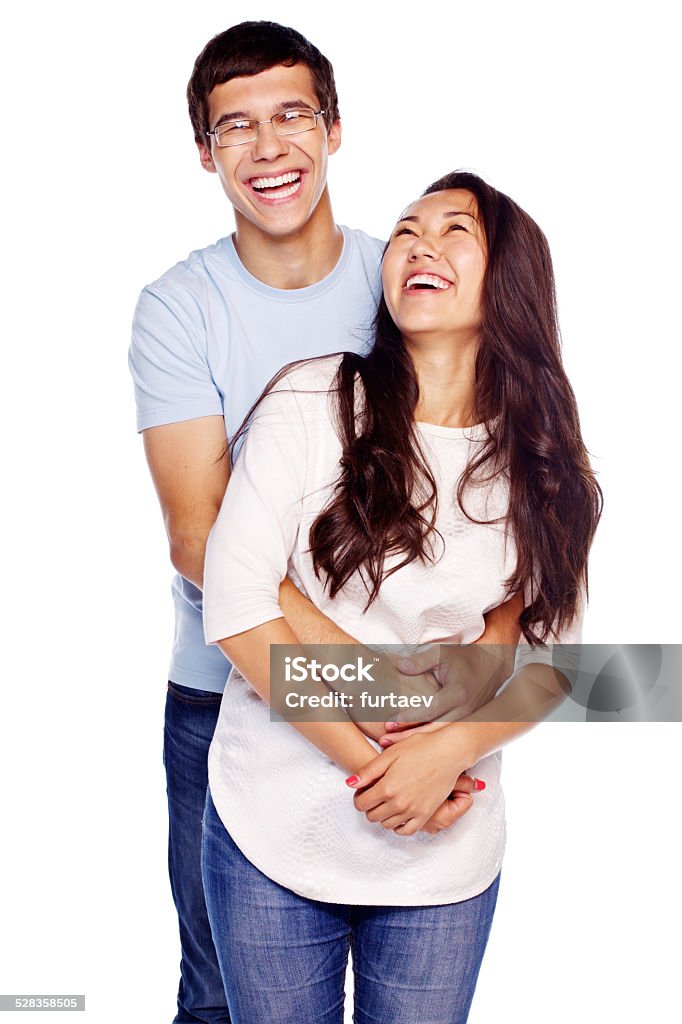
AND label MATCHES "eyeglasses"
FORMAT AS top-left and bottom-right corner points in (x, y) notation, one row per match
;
(206, 108), (326, 148)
